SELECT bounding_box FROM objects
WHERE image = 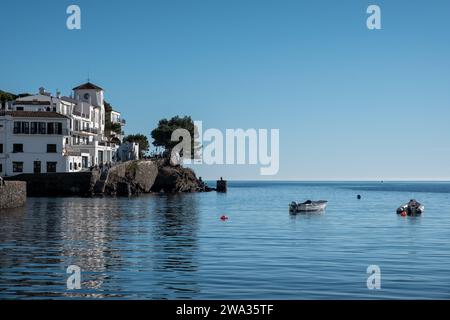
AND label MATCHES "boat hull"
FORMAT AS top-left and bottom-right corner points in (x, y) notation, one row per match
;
(289, 201), (328, 213)
(396, 203), (425, 216)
